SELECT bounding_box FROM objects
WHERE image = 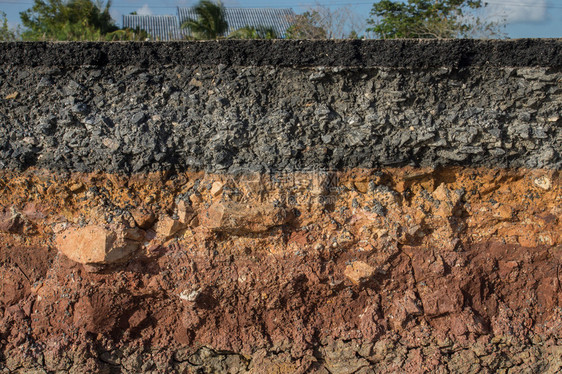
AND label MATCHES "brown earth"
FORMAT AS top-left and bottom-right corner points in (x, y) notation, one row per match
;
(0, 167), (561, 373)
